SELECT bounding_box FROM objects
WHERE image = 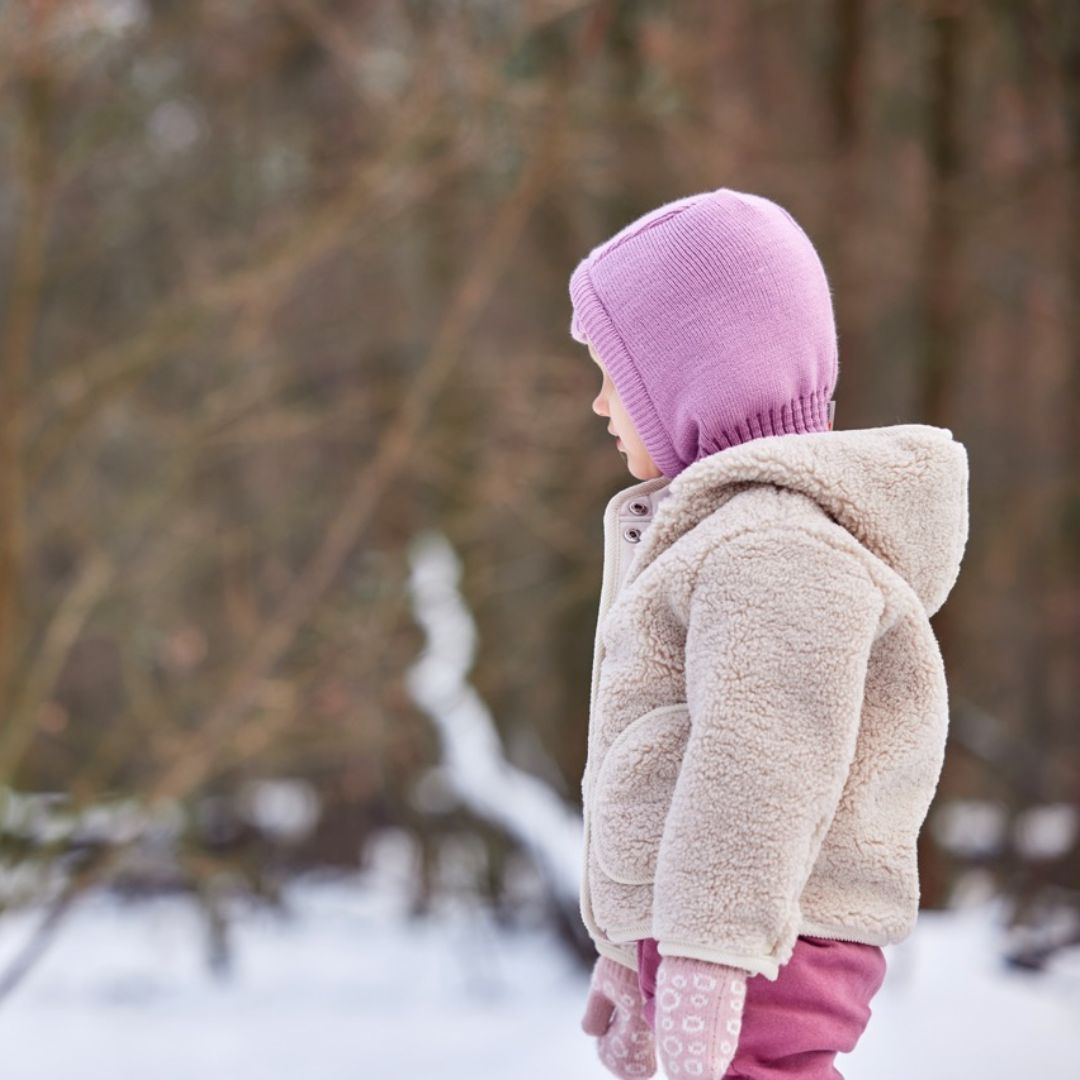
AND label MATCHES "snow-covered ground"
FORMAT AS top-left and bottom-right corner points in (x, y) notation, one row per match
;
(1, 829), (1077, 1080)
